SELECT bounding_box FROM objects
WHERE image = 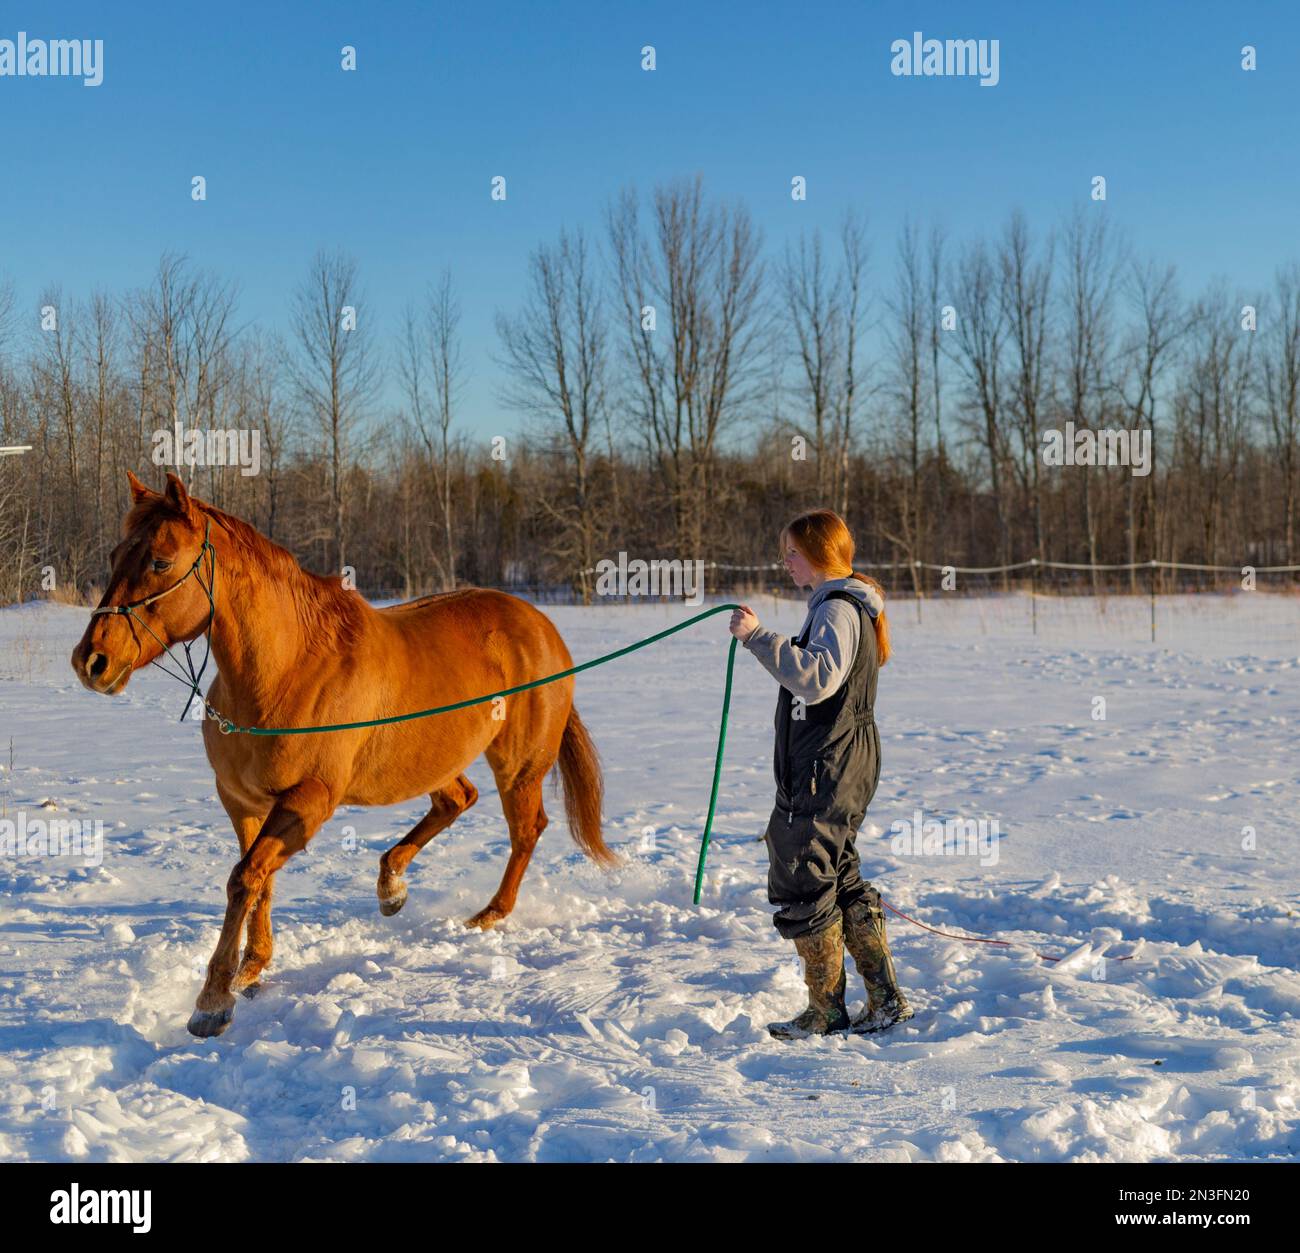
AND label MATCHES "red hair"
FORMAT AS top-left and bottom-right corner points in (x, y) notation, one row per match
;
(780, 509), (891, 666)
